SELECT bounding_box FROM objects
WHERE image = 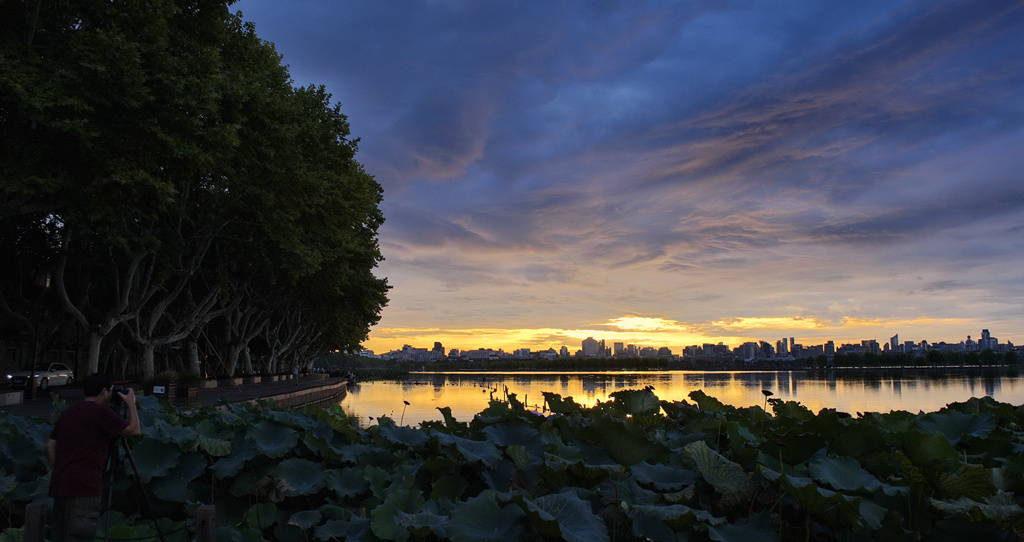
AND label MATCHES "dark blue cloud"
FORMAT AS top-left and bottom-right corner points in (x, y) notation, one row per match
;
(237, 0), (1024, 347)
